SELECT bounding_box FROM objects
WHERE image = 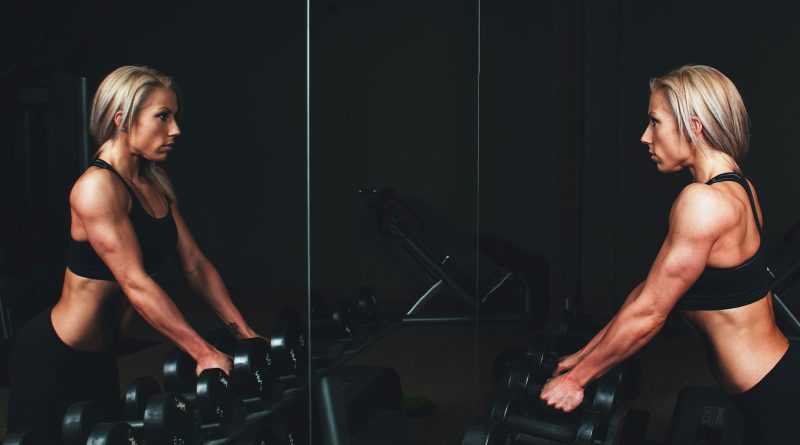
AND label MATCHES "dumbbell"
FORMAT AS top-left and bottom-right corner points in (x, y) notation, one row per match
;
(270, 306), (309, 381)
(162, 349), (233, 430)
(509, 356), (623, 413)
(63, 396), (193, 445)
(490, 389), (601, 445)
(3, 429), (54, 445)
(203, 329), (281, 407)
(311, 294), (368, 343)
